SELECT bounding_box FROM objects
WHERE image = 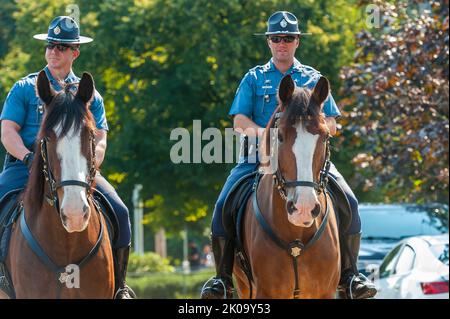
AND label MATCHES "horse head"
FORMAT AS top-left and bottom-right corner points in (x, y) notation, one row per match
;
(34, 70), (97, 233)
(262, 75), (331, 228)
